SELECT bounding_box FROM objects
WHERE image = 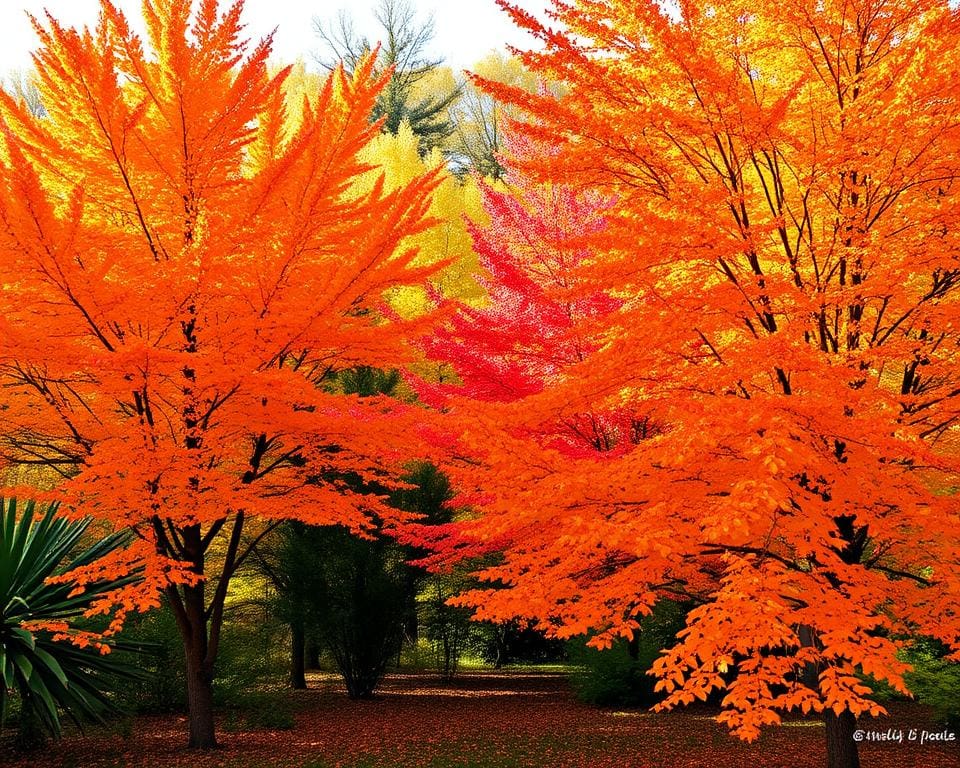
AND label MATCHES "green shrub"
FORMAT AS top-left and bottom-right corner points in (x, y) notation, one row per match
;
(862, 636), (960, 730)
(113, 607), (186, 713)
(212, 613), (288, 706)
(0, 497), (146, 746)
(568, 637), (656, 707)
(904, 637), (960, 729)
(908, 658), (960, 729)
(398, 638), (434, 670)
(115, 602), (288, 714)
(568, 600), (688, 708)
